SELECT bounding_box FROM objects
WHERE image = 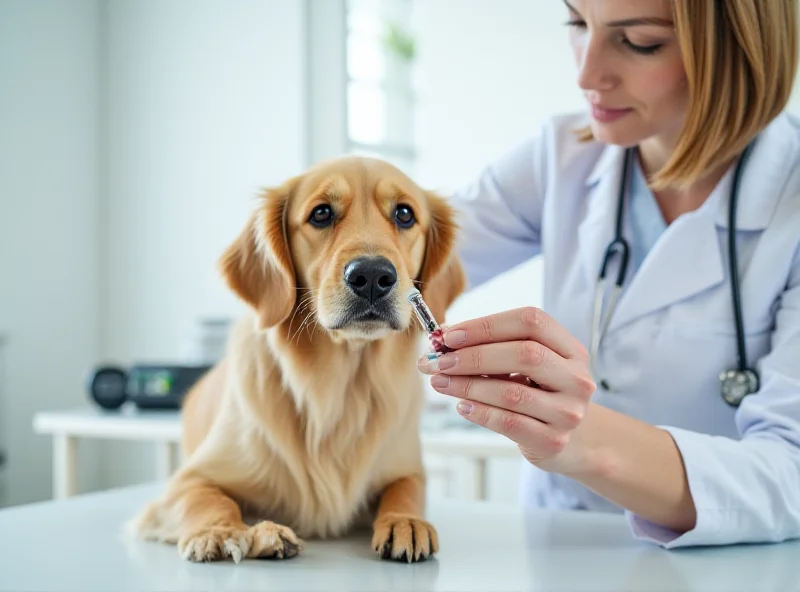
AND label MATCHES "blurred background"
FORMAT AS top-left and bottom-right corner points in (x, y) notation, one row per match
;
(2, 0), (800, 510)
